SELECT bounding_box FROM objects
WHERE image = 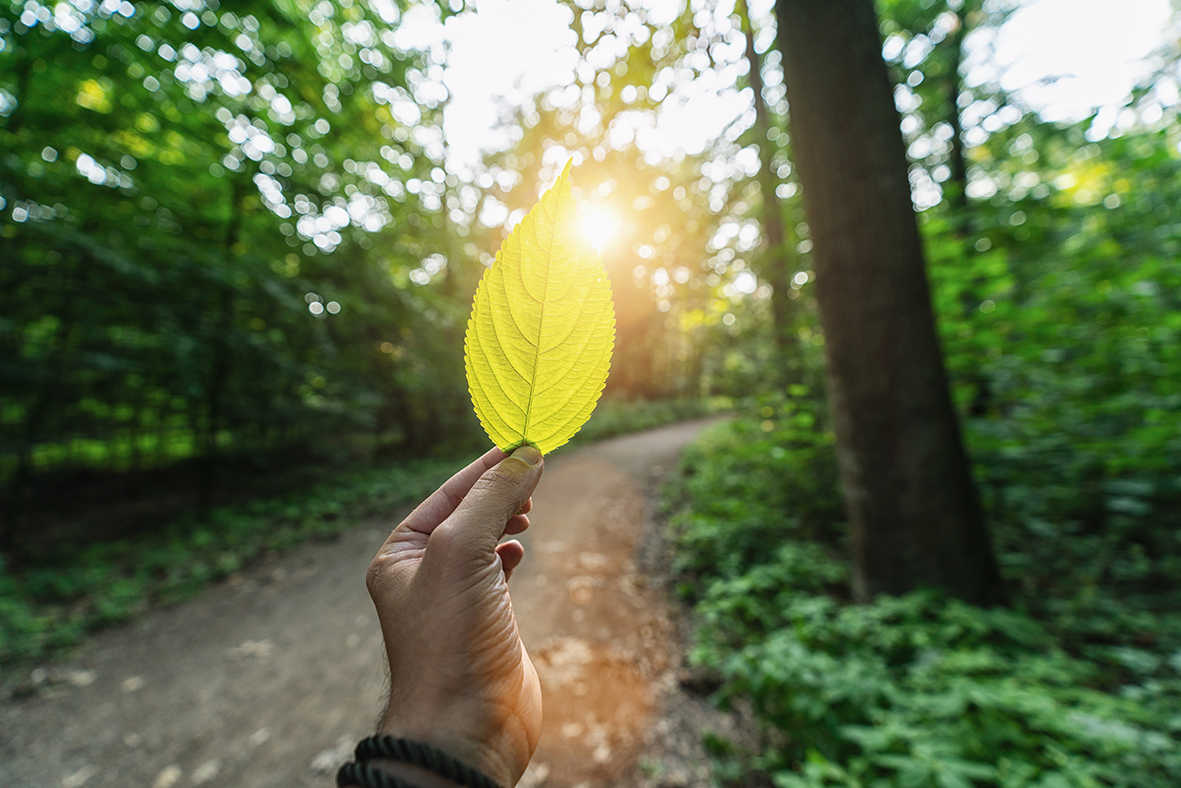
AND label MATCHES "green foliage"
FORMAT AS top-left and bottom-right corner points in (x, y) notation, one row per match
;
(658, 7), (1181, 777)
(663, 390), (841, 583)
(567, 396), (730, 448)
(666, 402), (1181, 788)
(0, 0), (480, 512)
(922, 126), (1181, 645)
